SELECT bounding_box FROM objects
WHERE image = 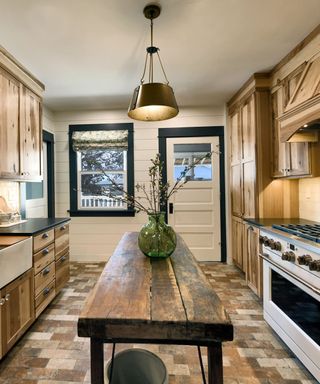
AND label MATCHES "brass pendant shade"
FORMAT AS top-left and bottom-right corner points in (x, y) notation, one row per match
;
(128, 4), (179, 122)
(128, 83), (178, 121)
